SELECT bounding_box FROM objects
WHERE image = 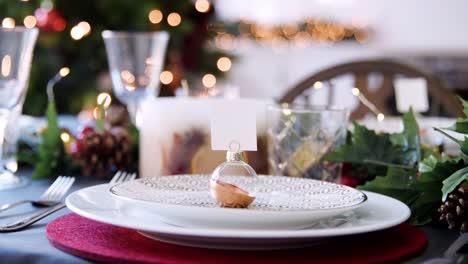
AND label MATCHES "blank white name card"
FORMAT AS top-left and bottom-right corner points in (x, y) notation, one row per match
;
(211, 100), (257, 151)
(394, 78), (429, 113)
